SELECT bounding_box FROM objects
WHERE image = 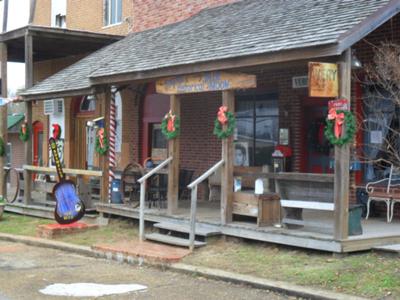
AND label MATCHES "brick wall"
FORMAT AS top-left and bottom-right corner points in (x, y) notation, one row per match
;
(131, 0), (239, 32)
(33, 0), (52, 26)
(8, 133), (24, 168)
